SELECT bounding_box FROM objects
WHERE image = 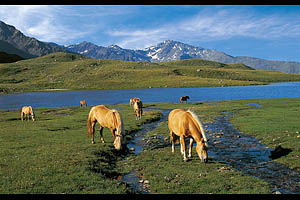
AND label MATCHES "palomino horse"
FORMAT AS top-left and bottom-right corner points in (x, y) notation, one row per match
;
(133, 100), (143, 120)
(168, 109), (208, 162)
(129, 97), (141, 106)
(87, 105), (124, 150)
(180, 96), (190, 104)
(21, 106), (35, 121)
(80, 100), (87, 107)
